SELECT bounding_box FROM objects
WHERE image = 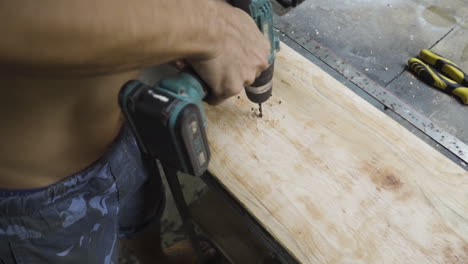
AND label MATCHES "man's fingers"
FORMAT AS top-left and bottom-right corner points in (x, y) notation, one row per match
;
(252, 51), (270, 79)
(204, 95), (224, 105)
(188, 2), (272, 105)
(205, 88), (229, 105)
(245, 71), (257, 86)
(255, 63), (267, 79)
(205, 84), (243, 105)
